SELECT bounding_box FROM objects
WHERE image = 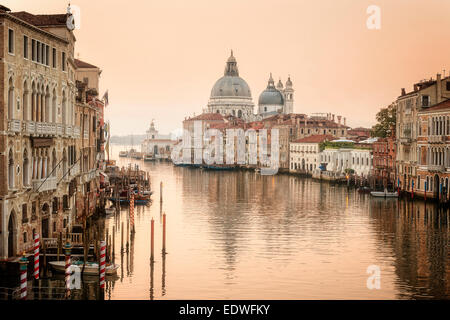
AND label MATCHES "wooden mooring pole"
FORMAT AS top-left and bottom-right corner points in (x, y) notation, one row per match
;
(162, 213), (167, 255)
(150, 218), (154, 263)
